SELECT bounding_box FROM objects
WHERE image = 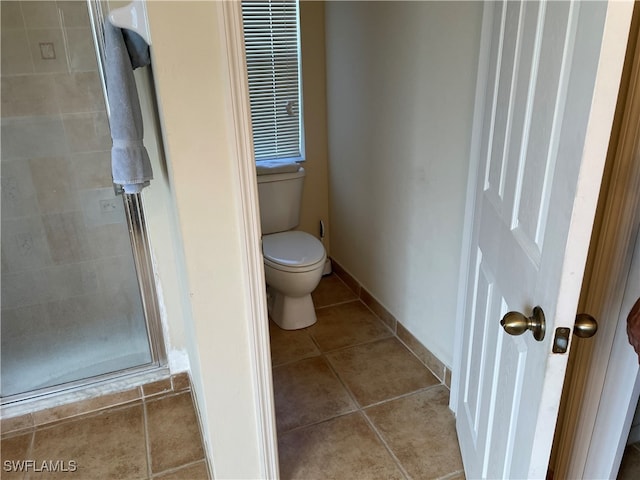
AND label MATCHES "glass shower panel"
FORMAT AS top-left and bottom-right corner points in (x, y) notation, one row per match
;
(0, 0), (152, 398)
